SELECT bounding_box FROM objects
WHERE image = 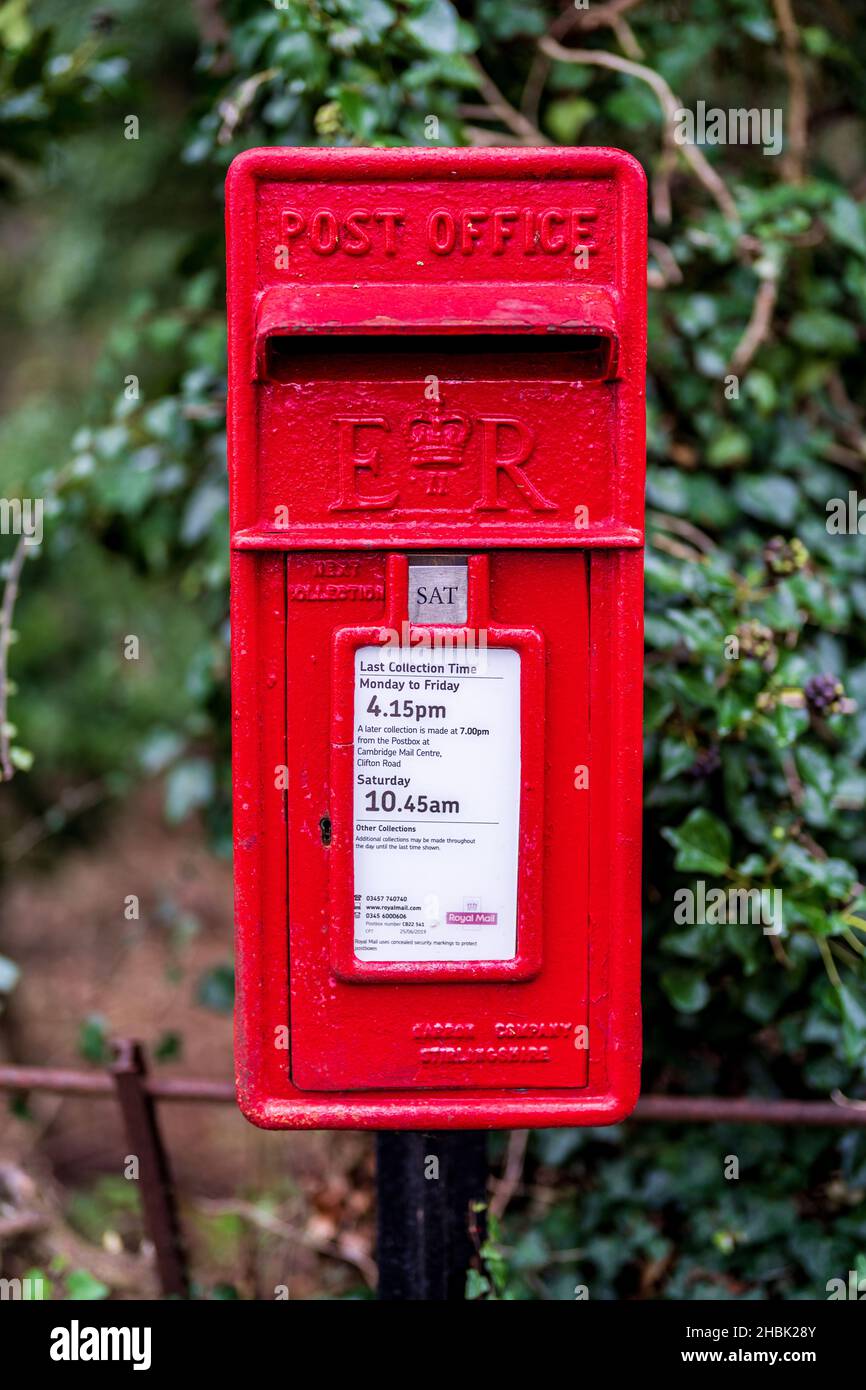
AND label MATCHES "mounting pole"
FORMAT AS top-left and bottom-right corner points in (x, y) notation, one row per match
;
(376, 1130), (488, 1300)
